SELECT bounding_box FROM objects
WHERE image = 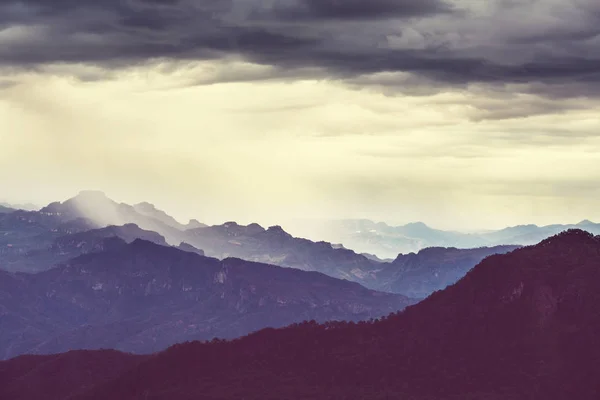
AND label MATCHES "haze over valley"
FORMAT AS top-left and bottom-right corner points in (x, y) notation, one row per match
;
(0, 189), (595, 359)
